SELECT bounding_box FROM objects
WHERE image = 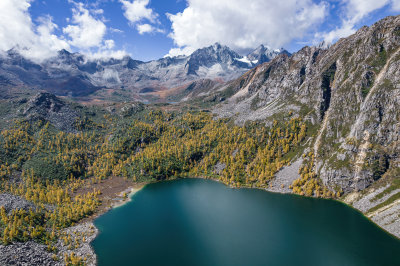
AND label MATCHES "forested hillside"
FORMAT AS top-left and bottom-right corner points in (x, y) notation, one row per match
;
(0, 94), (340, 263)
